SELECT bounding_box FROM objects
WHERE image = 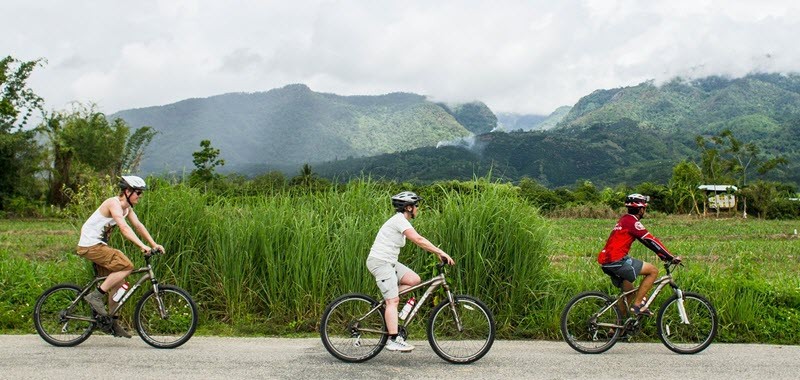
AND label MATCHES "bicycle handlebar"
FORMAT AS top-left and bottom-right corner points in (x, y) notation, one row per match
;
(144, 248), (164, 257)
(663, 260), (684, 274)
